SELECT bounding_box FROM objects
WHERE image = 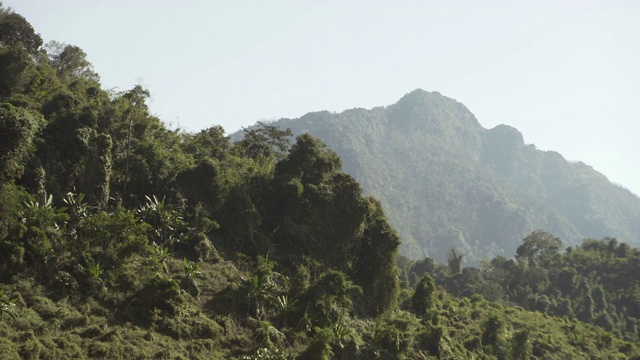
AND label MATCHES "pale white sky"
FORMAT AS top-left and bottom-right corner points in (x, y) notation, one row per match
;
(6, 1), (640, 196)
